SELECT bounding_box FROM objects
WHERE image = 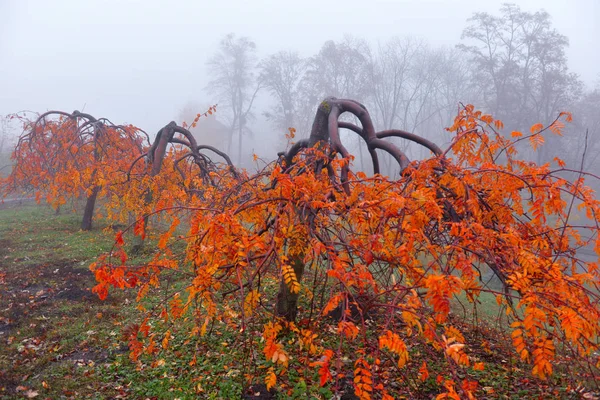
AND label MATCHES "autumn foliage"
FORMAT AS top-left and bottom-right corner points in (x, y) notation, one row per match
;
(1, 110), (149, 230)
(4, 100), (600, 398)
